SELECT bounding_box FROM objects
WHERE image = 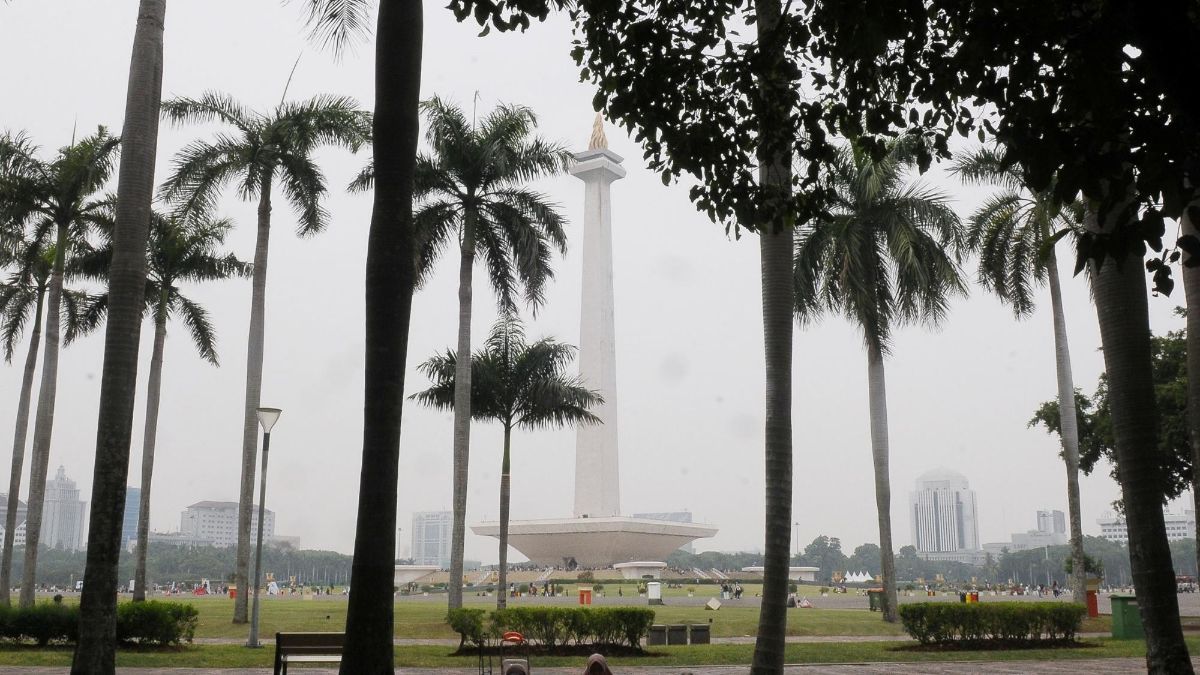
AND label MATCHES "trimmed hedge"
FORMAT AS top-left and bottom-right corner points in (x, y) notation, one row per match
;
(447, 606), (655, 649)
(116, 601), (199, 646)
(898, 602), (1086, 645)
(0, 600), (198, 647)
